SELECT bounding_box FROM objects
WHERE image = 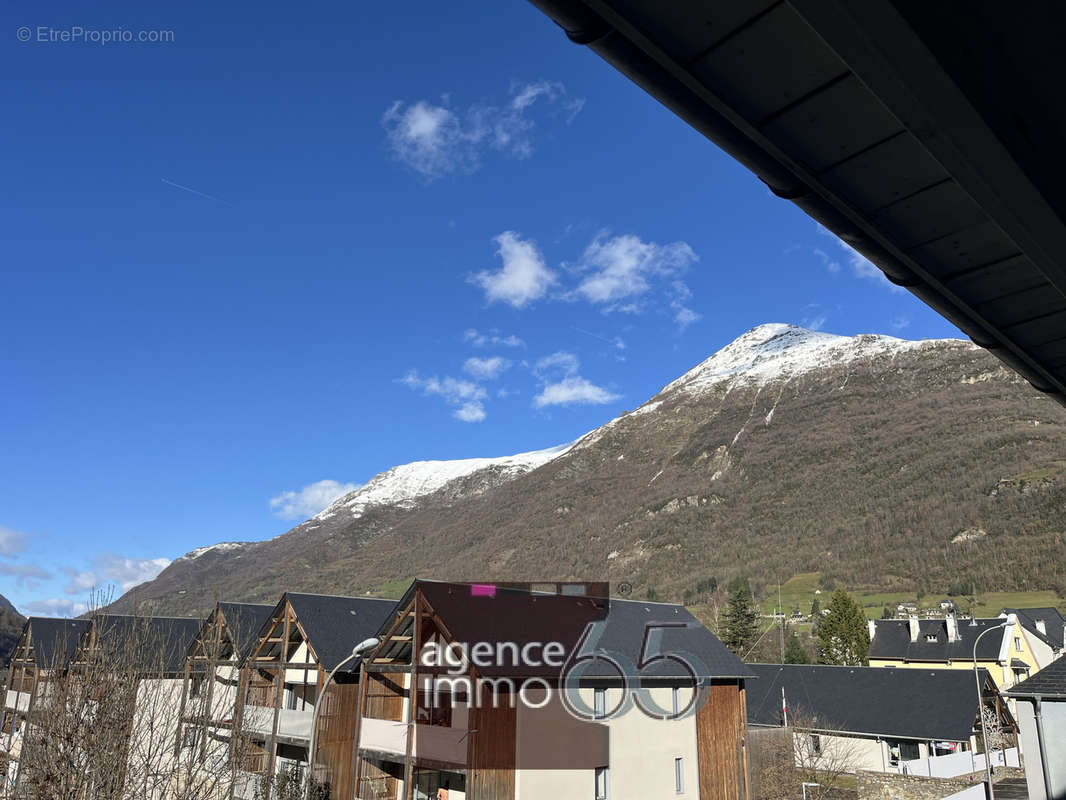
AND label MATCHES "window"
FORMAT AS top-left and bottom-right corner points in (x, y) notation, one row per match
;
(925, 634), (938, 642)
(594, 766), (609, 800)
(899, 740), (920, 761)
(807, 734), (822, 757)
(674, 757), (685, 794)
(1014, 637), (1022, 652)
(181, 727), (200, 750)
(594, 688), (607, 719)
(672, 687), (681, 717)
